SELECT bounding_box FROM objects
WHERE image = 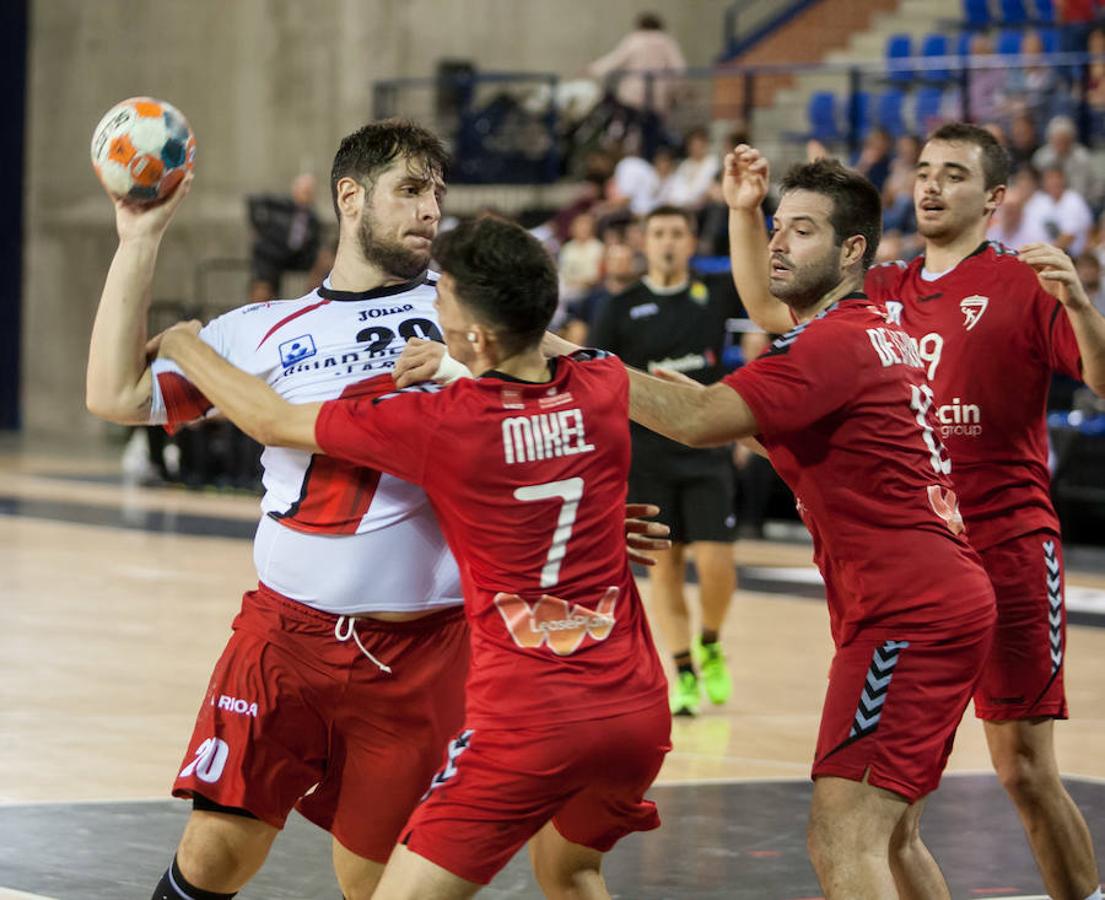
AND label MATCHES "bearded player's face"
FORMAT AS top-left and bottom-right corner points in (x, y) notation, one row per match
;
(768, 190), (846, 309)
(914, 140), (1001, 242)
(357, 157), (445, 280)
